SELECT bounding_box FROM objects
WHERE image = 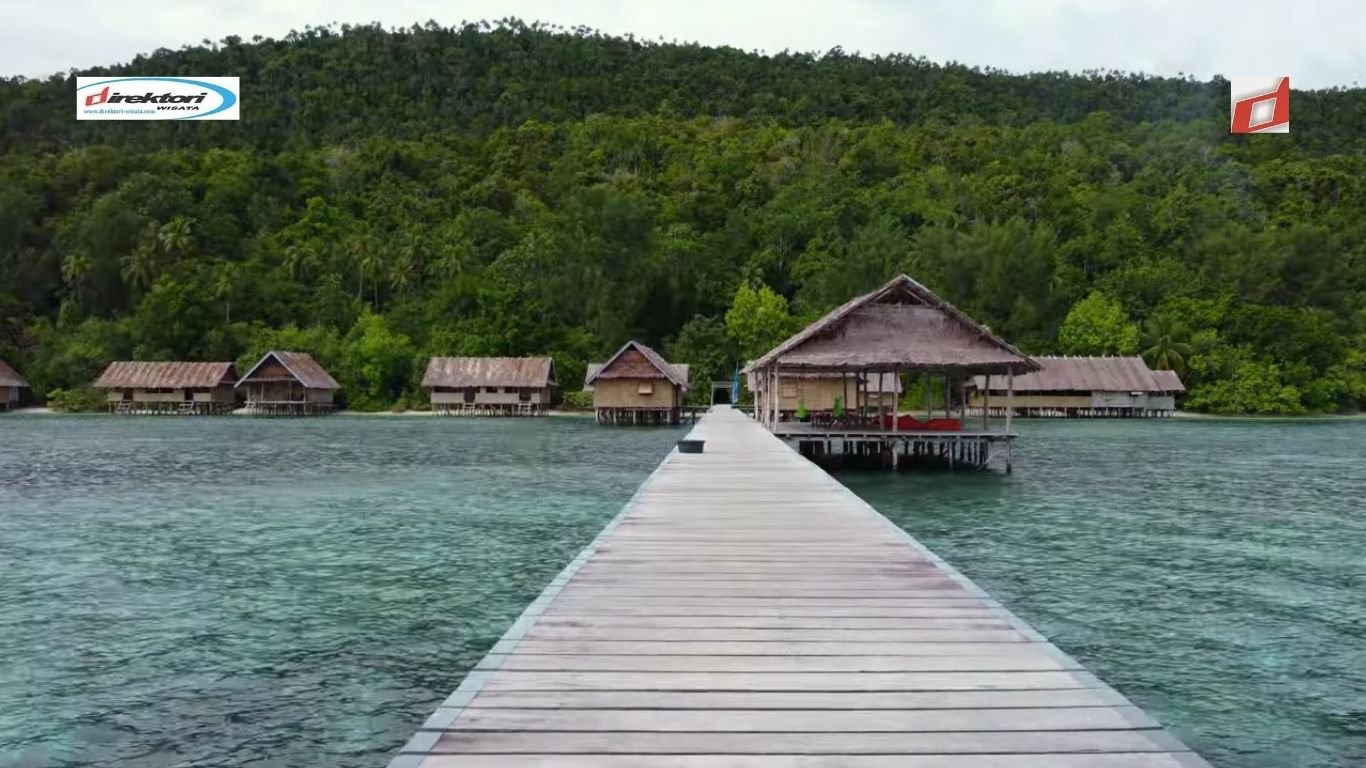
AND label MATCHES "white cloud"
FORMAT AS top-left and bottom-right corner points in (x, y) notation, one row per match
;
(1, 0), (1361, 88)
